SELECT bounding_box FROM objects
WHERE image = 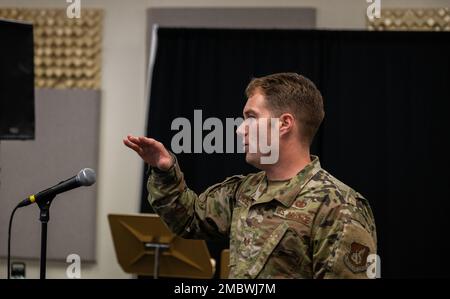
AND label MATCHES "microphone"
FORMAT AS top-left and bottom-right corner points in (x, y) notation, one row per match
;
(18, 168), (96, 208)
